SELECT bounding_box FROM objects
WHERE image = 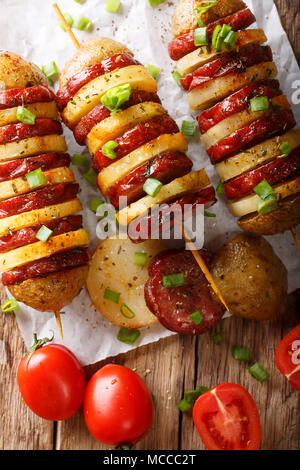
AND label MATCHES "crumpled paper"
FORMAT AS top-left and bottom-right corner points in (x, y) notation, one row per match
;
(0, 0), (299, 365)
